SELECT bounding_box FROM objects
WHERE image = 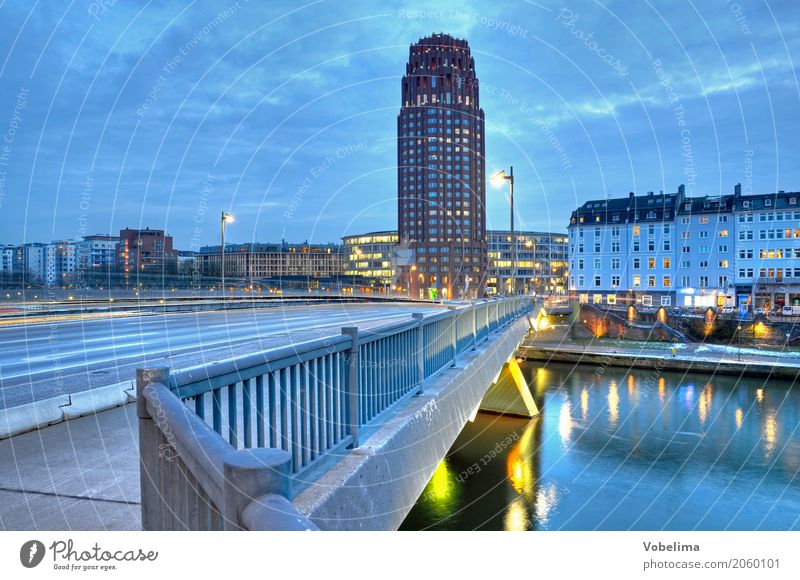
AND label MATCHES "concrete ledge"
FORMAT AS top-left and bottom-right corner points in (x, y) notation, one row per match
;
(0, 380), (136, 439)
(0, 395), (70, 439)
(519, 347), (800, 381)
(292, 316), (531, 530)
(61, 381), (135, 420)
